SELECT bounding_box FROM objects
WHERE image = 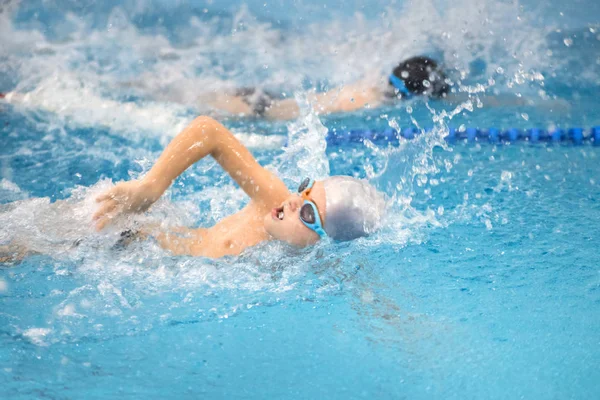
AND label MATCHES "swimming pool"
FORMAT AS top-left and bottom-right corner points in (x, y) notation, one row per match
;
(1, 1), (600, 399)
